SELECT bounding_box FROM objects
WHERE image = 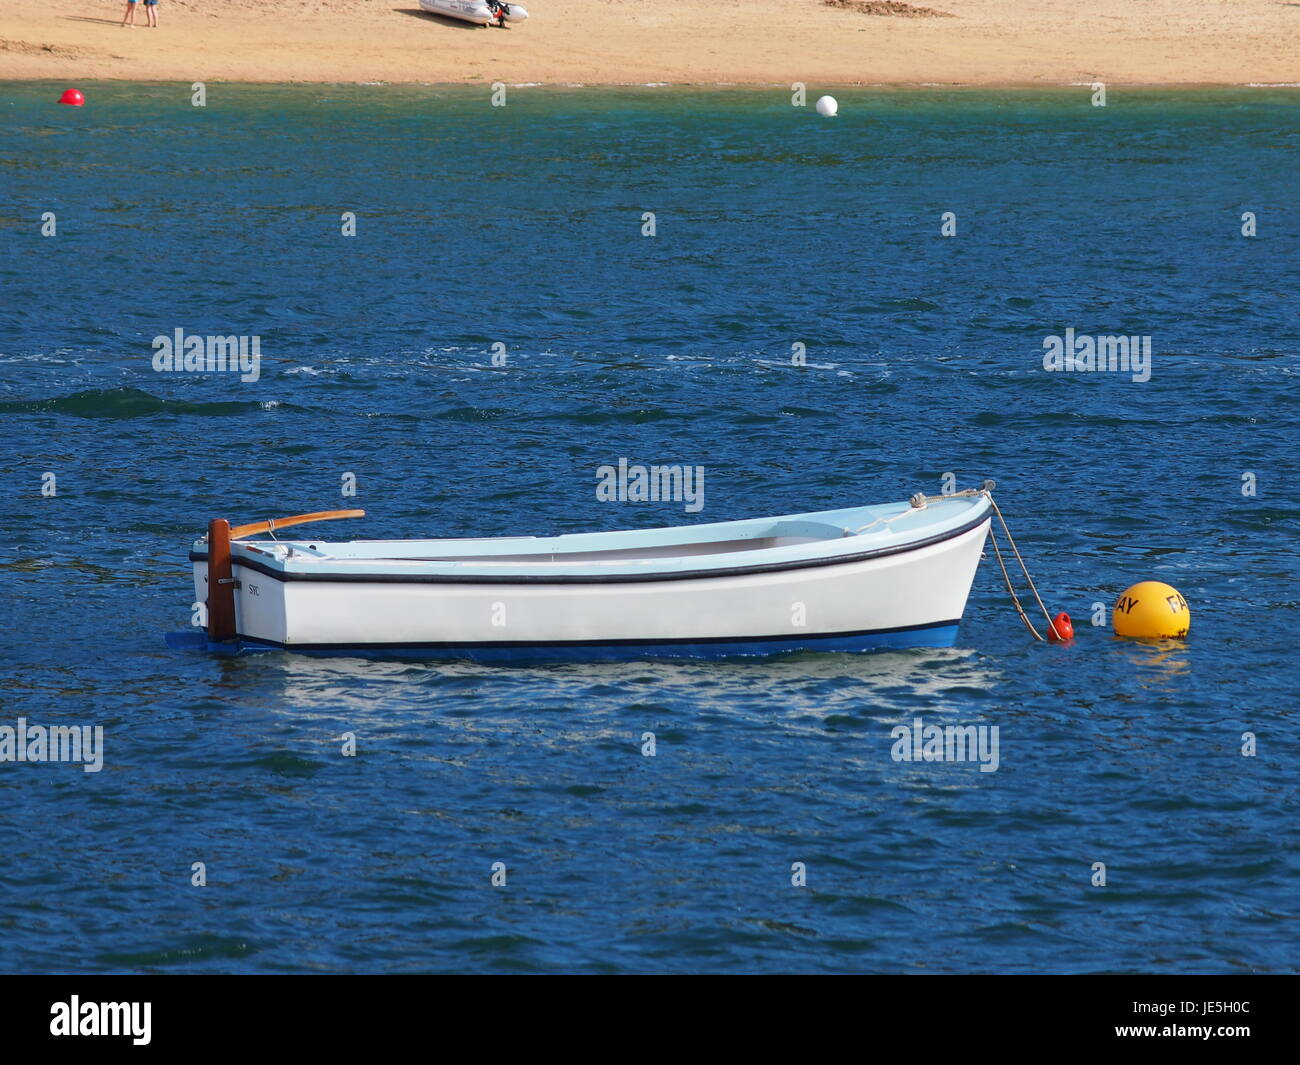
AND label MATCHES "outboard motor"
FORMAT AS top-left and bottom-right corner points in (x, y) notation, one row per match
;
(486, 0), (528, 24)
